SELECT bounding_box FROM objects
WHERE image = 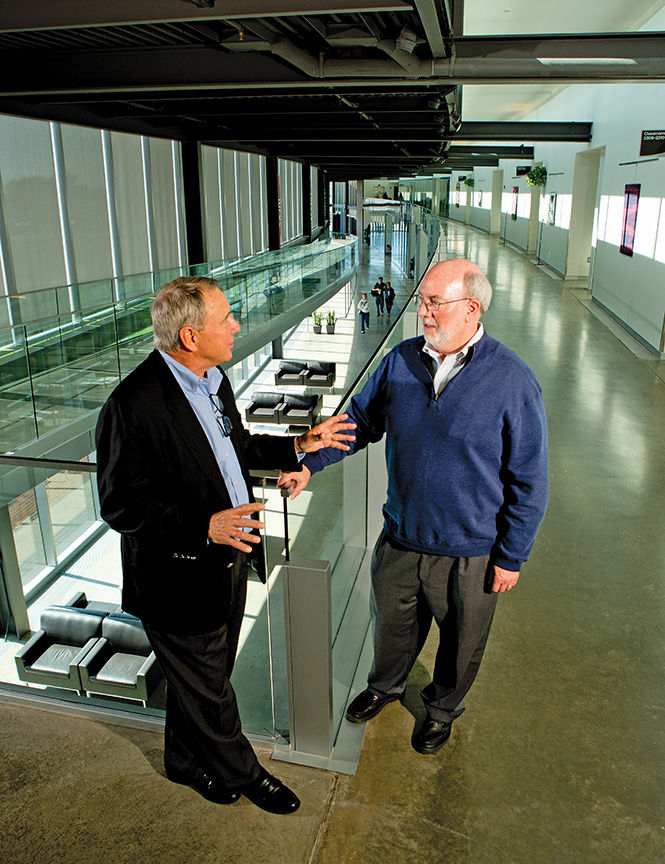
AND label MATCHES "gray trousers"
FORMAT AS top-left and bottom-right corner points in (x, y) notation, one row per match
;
(144, 551), (261, 790)
(367, 531), (498, 724)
